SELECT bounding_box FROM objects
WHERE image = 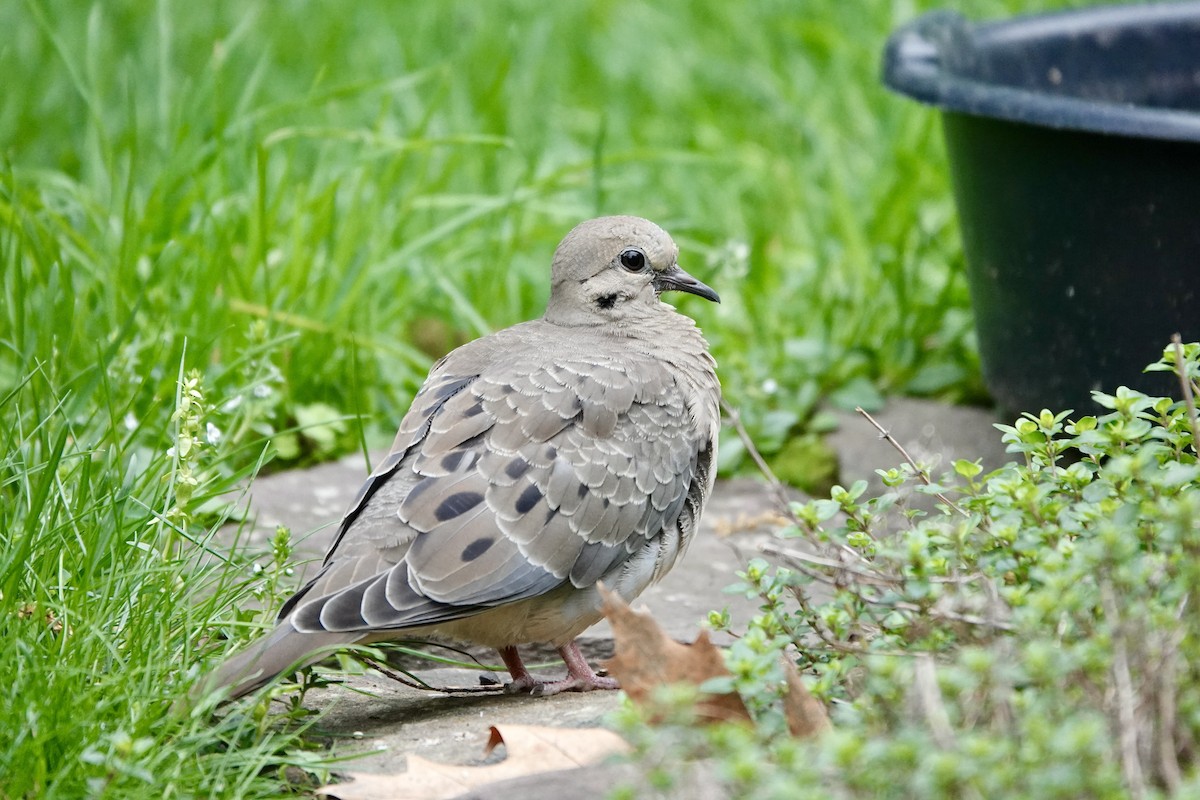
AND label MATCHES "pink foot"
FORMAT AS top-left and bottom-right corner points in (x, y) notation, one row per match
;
(496, 641), (620, 696)
(497, 645), (539, 694)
